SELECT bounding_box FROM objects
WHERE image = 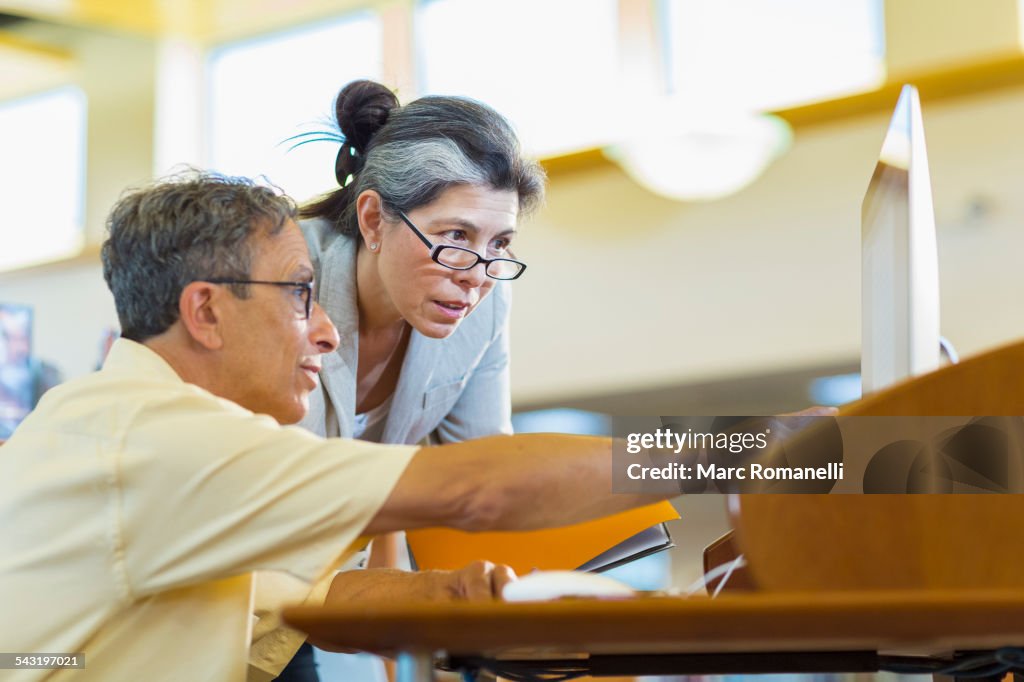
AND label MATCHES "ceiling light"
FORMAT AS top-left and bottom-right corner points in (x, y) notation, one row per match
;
(604, 104), (792, 202)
